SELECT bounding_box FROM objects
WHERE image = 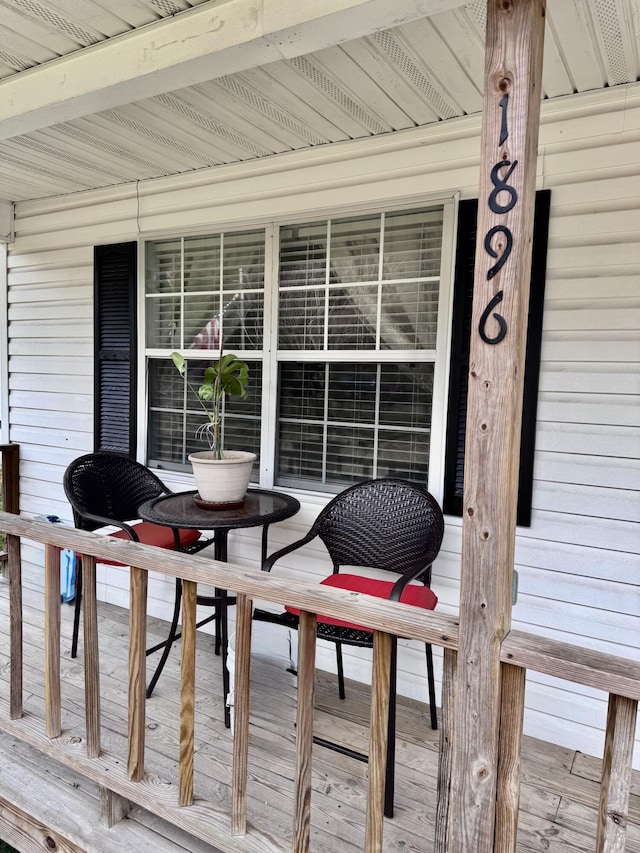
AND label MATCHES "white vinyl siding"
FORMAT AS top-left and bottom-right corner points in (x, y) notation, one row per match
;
(5, 83), (640, 767)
